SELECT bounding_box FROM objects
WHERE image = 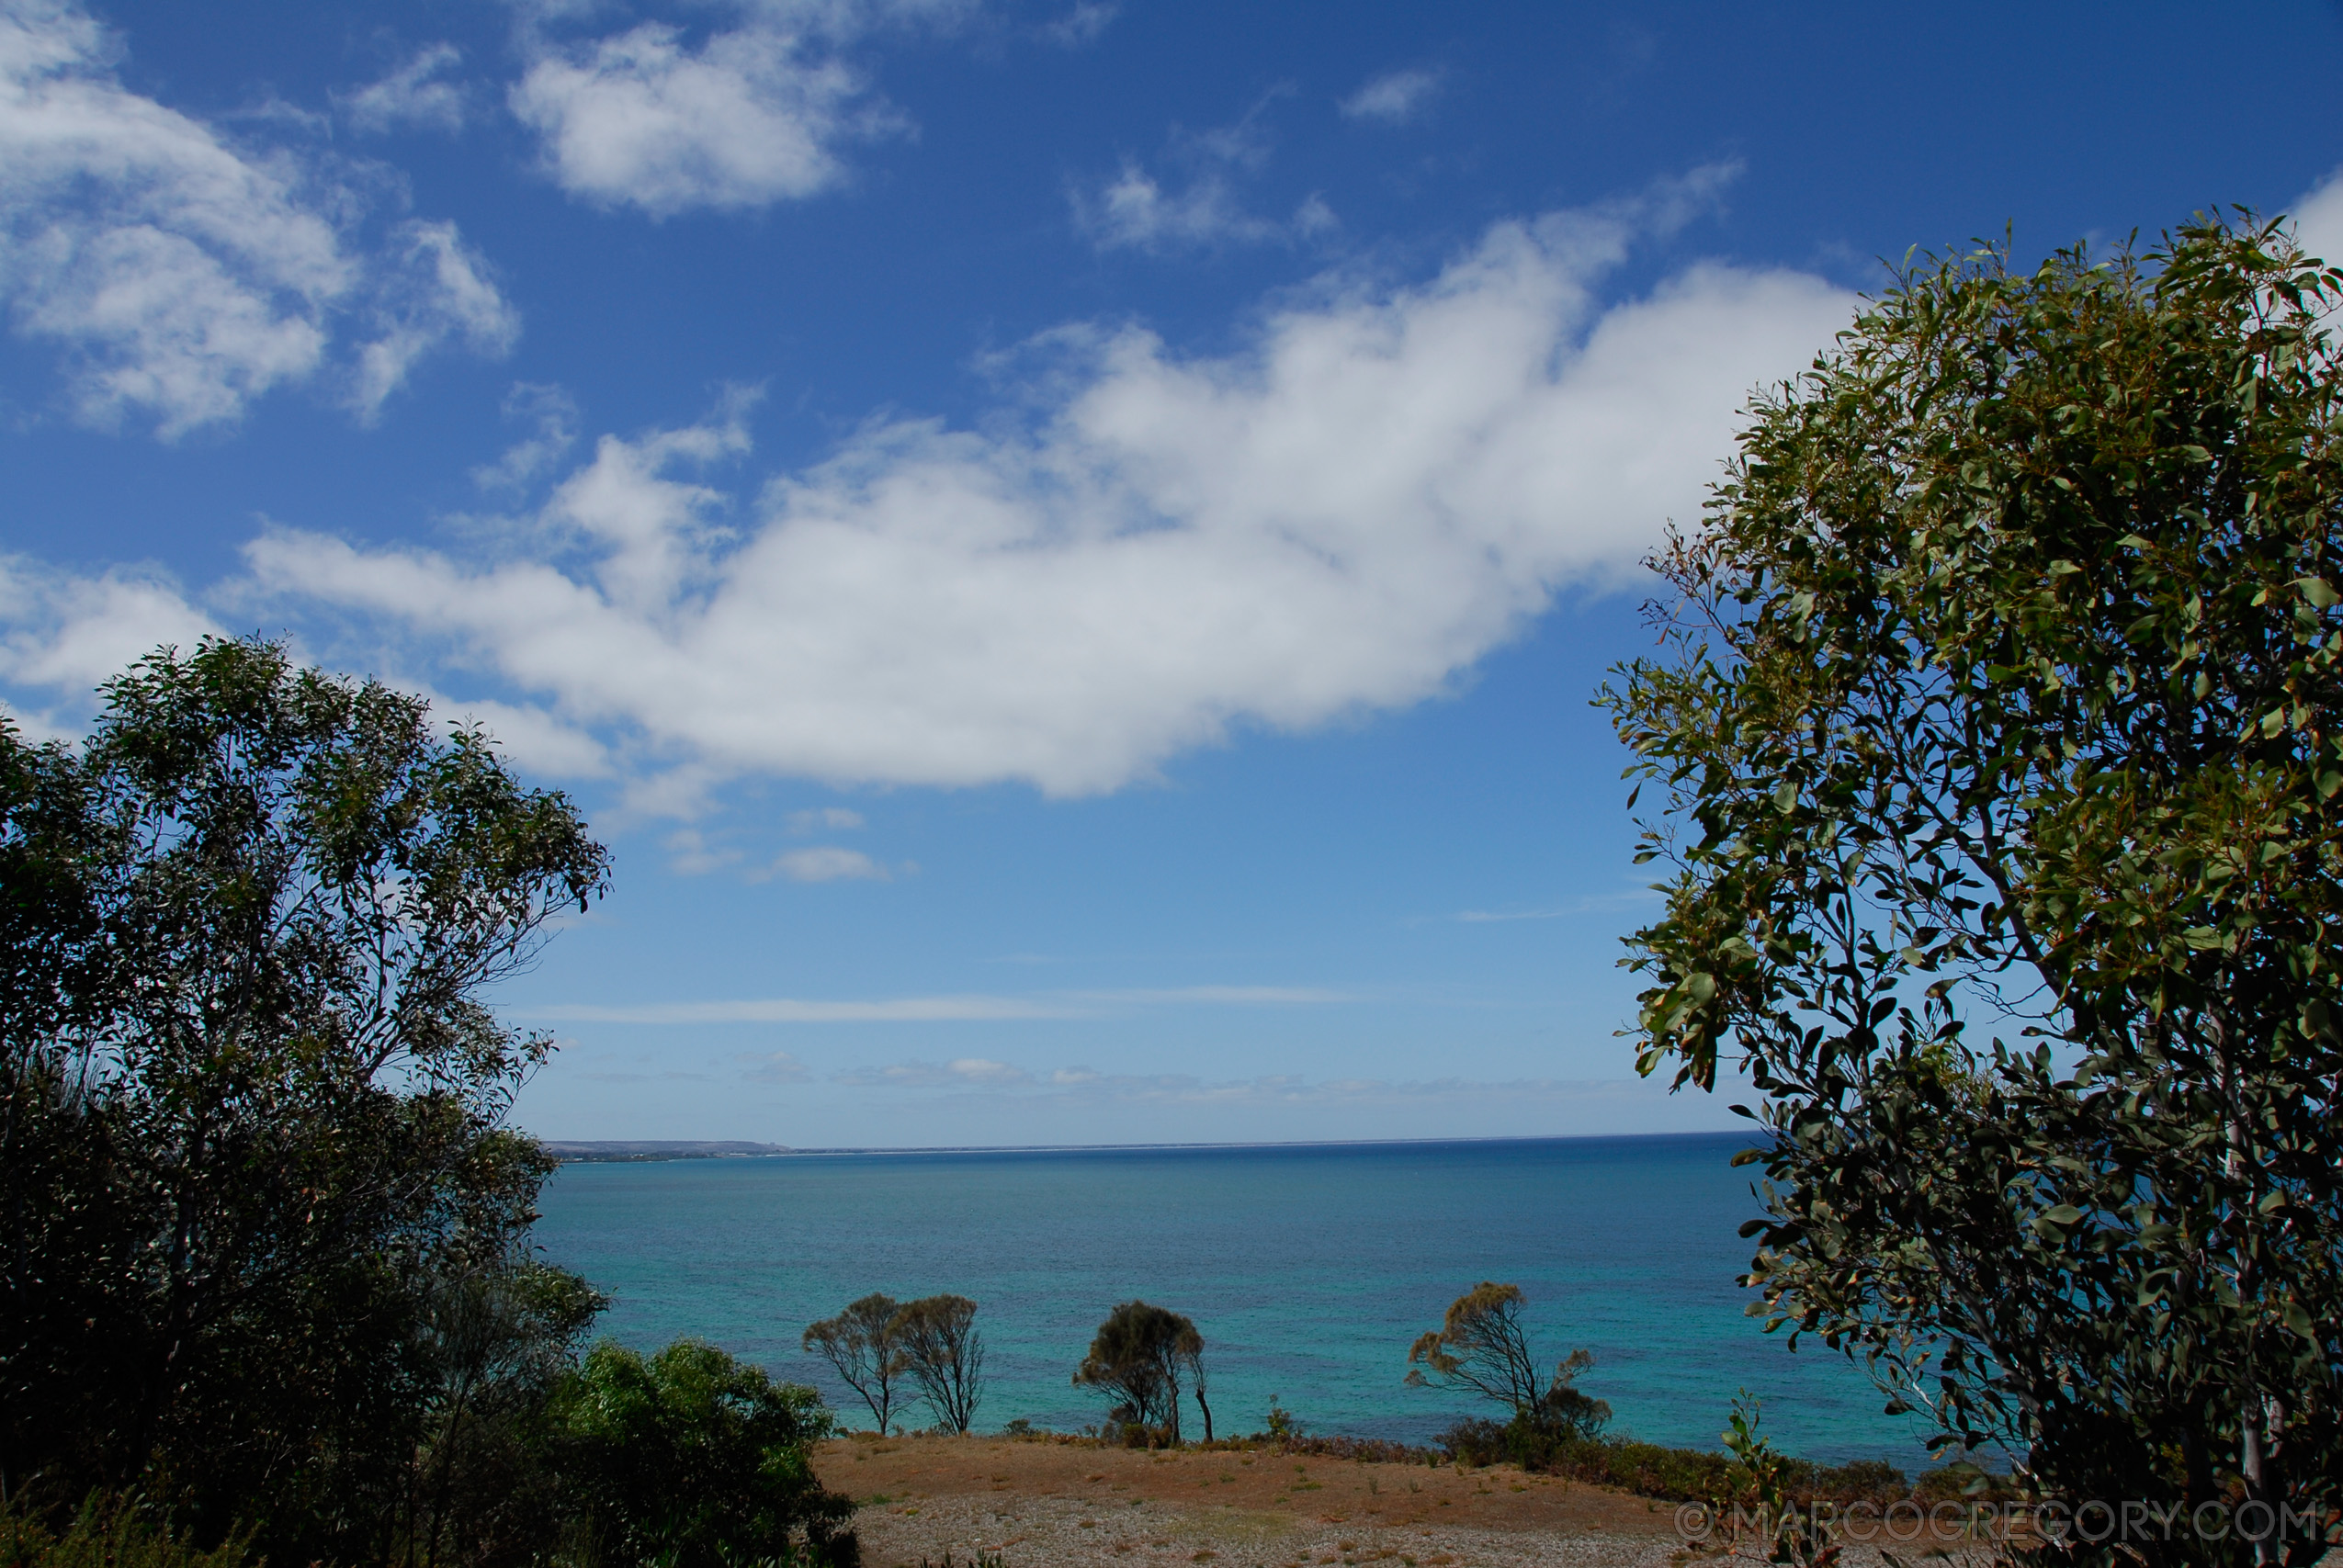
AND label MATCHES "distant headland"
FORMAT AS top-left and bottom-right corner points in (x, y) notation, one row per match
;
(541, 1140), (792, 1162)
